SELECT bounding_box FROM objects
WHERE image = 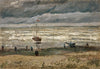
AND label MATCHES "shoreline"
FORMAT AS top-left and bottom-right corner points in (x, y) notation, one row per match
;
(0, 22), (100, 28)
